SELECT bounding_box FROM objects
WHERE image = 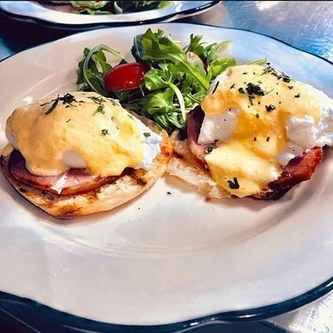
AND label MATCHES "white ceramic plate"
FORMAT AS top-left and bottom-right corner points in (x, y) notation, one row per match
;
(0, 23), (332, 329)
(0, 1), (219, 27)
